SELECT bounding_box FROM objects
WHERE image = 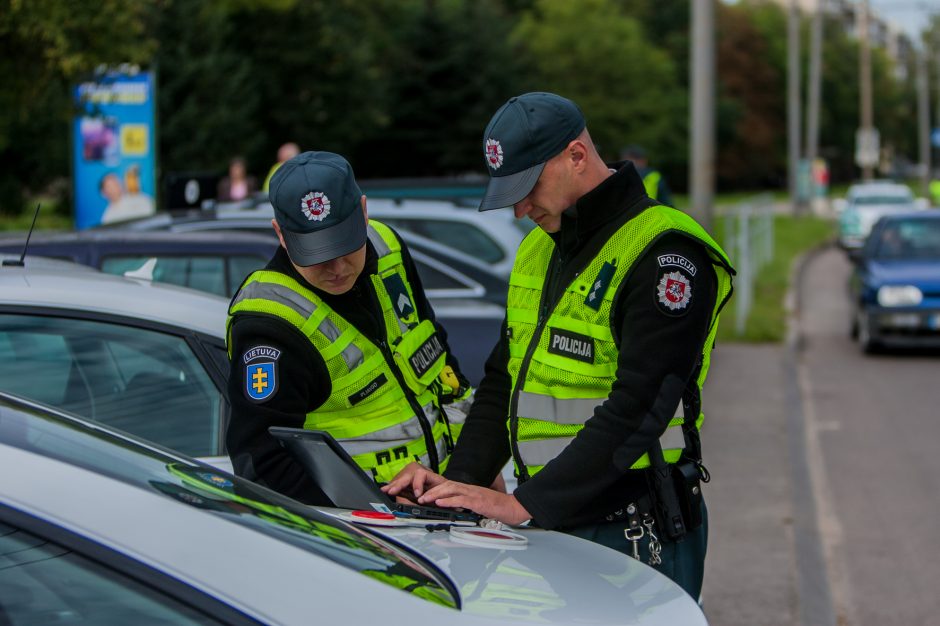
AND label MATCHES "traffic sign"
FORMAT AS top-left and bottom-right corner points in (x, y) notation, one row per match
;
(855, 127), (880, 168)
